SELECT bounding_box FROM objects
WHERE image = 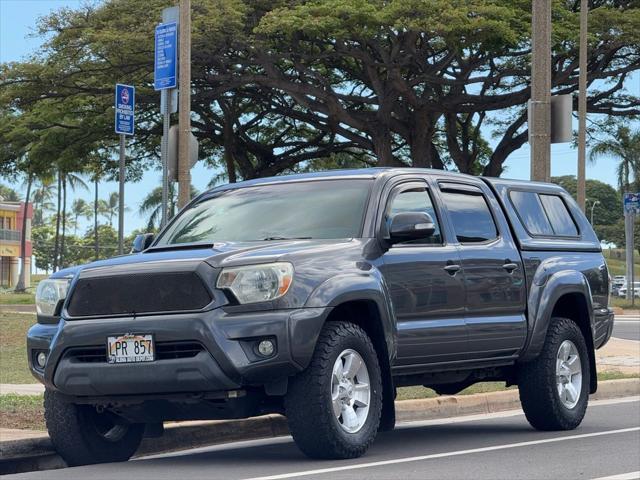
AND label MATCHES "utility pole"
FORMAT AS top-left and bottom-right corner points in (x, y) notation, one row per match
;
(178, 0), (192, 210)
(530, 0), (552, 182)
(577, 0), (588, 212)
